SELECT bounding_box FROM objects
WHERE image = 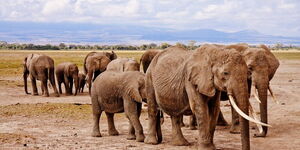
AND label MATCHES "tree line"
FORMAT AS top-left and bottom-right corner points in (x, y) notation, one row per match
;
(0, 41), (299, 50)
